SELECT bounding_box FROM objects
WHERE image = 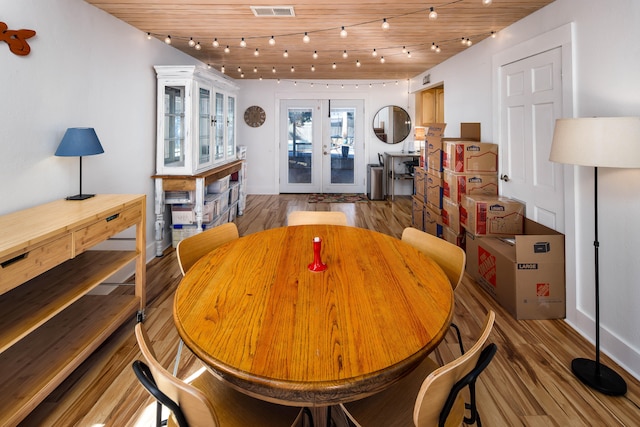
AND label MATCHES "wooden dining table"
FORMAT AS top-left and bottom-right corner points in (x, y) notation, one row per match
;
(173, 224), (454, 408)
